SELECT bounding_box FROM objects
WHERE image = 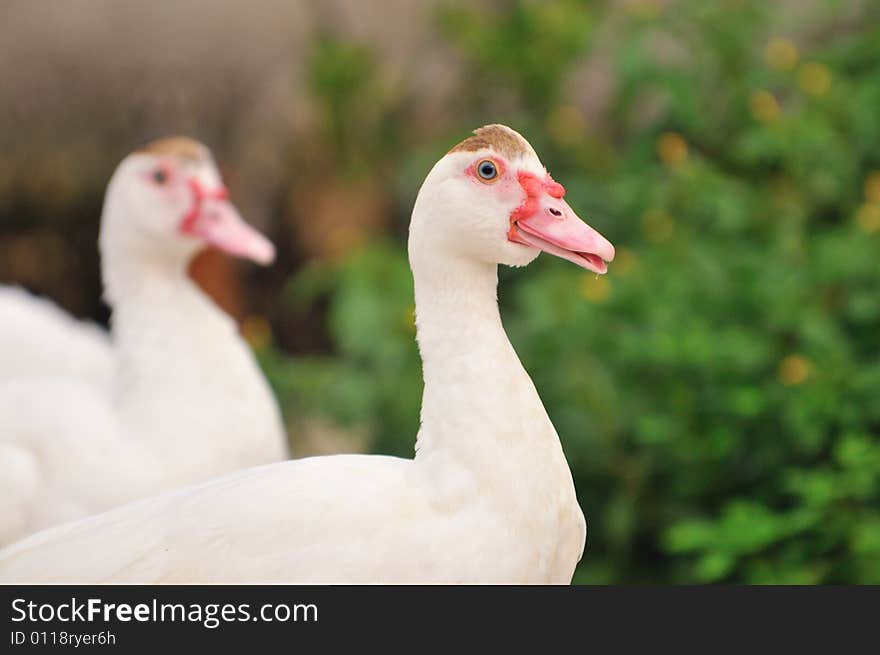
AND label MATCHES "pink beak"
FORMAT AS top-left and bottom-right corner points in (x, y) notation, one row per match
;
(509, 191), (614, 275)
(180, 182), (275, 265)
